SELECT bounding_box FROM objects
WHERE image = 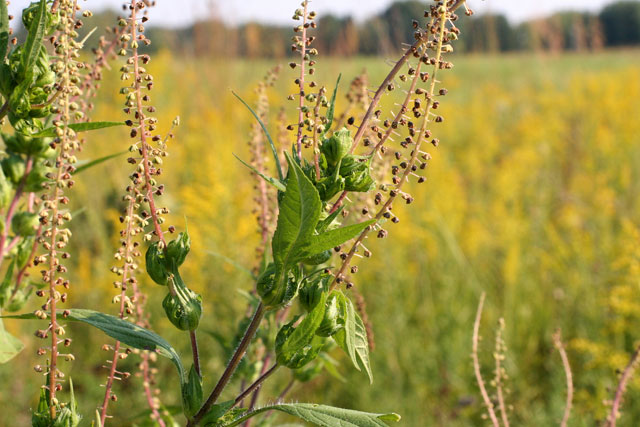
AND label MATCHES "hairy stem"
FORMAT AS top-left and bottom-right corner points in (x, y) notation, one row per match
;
(234, 363), (279, 408)
(188, 303), (266, 426)
(190, 330), (201, 376)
